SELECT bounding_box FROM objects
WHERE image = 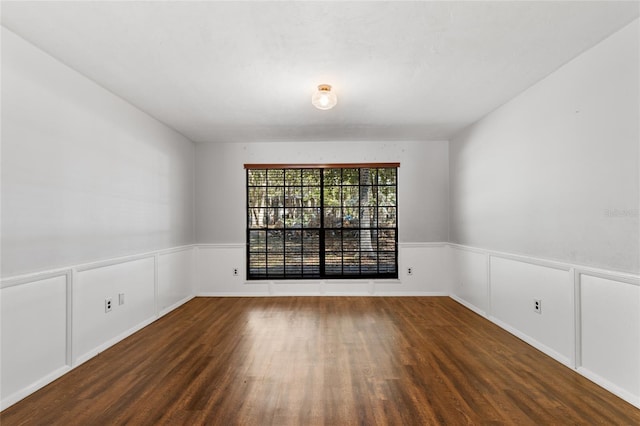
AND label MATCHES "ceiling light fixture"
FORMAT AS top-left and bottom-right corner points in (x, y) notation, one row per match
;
(311, 84), (337, 110)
